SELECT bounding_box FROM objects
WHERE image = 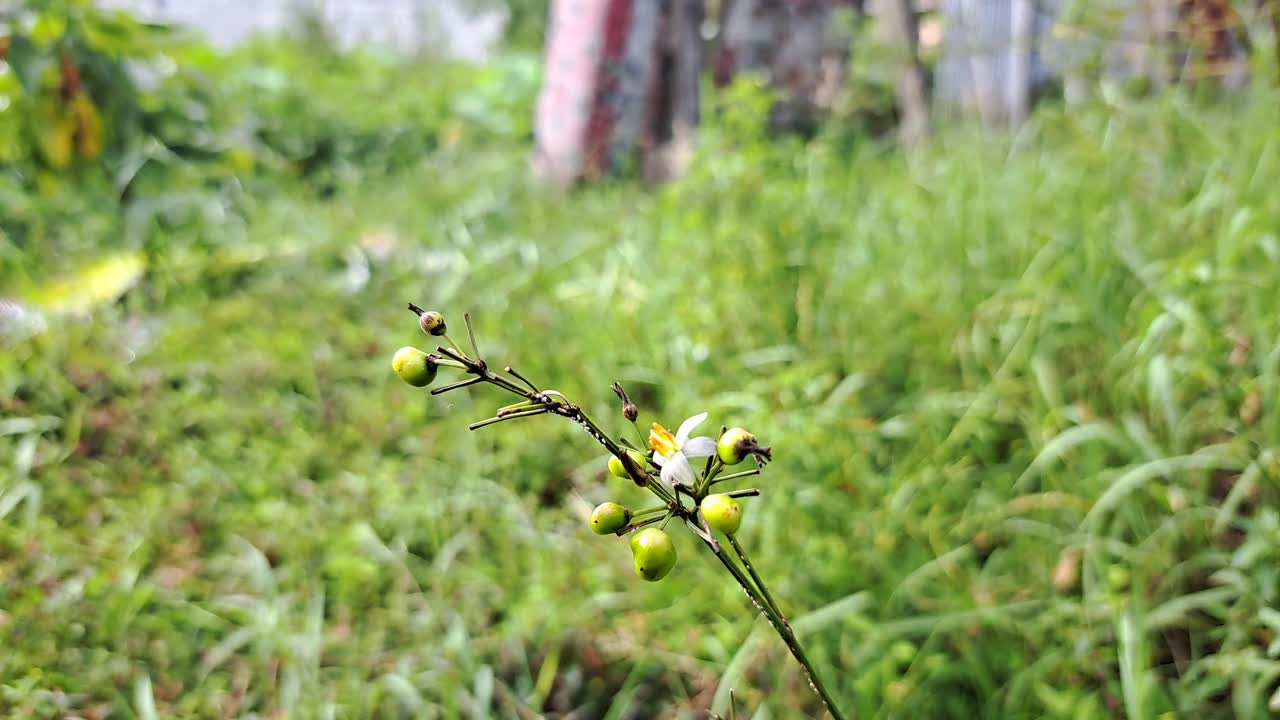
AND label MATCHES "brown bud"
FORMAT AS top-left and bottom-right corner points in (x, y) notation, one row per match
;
(612, 382), (639, 422)
(407, 303), (447, 336)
